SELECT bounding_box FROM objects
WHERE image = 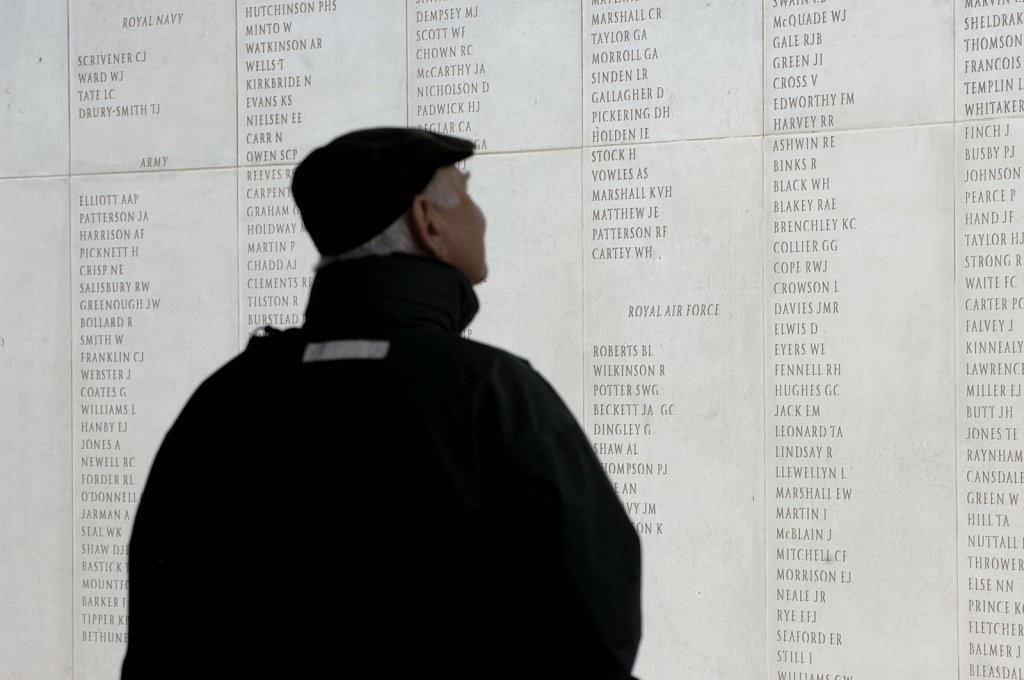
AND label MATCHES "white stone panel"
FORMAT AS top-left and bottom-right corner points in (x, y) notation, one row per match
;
(0, 177), (72, 680)
(71, 168), (238, 677)
(765, 0), (953, 134)
(238, 0), (407, 169)
(765, 124), (957, 679)
(956, 117), (1024, 679)
(409, 0), (581, 153)
(70, 2), (236, 173)
(470, 149), (584, 415)
(585, 0), (763, 145)
(583, 137), (766, 679)
(0, 0), (69, 177)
